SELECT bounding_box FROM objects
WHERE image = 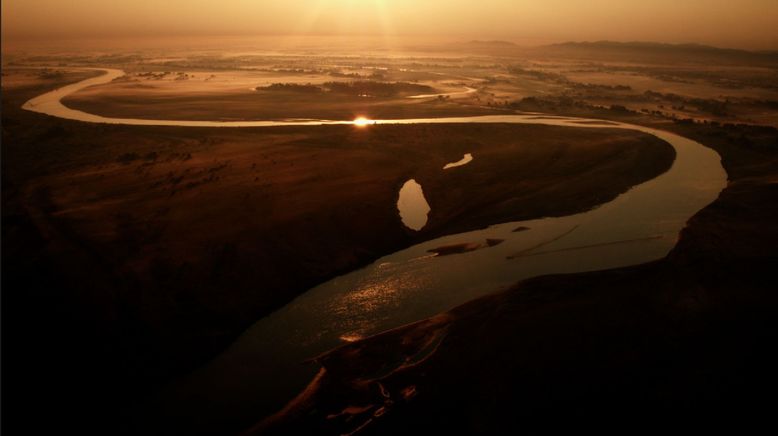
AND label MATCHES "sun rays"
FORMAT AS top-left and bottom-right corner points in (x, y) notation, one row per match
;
(286, 0), (397, 50)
